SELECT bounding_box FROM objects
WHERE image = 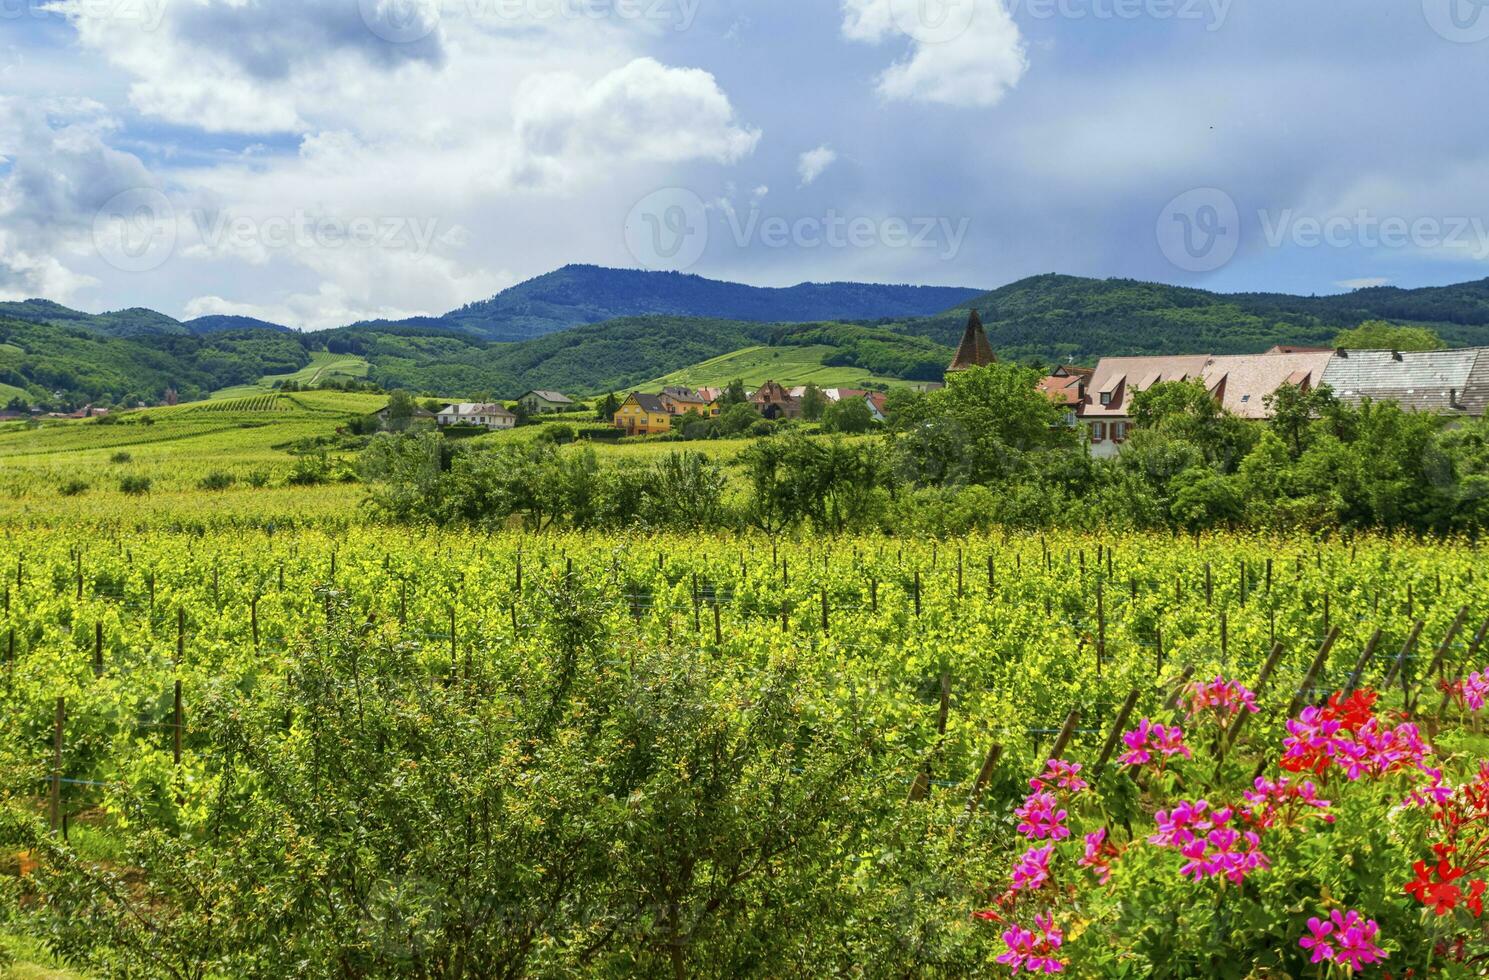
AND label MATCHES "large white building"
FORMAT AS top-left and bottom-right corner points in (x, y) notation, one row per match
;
(436, 403), (517, 430)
